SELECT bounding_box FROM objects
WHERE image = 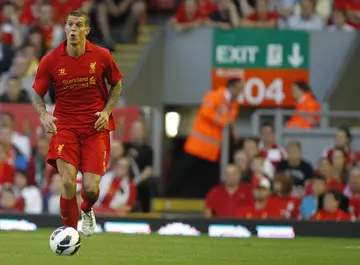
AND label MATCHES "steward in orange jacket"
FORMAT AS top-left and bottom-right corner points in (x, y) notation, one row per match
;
(184, 78), (243, 162)
(287, 81), (321, 129)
